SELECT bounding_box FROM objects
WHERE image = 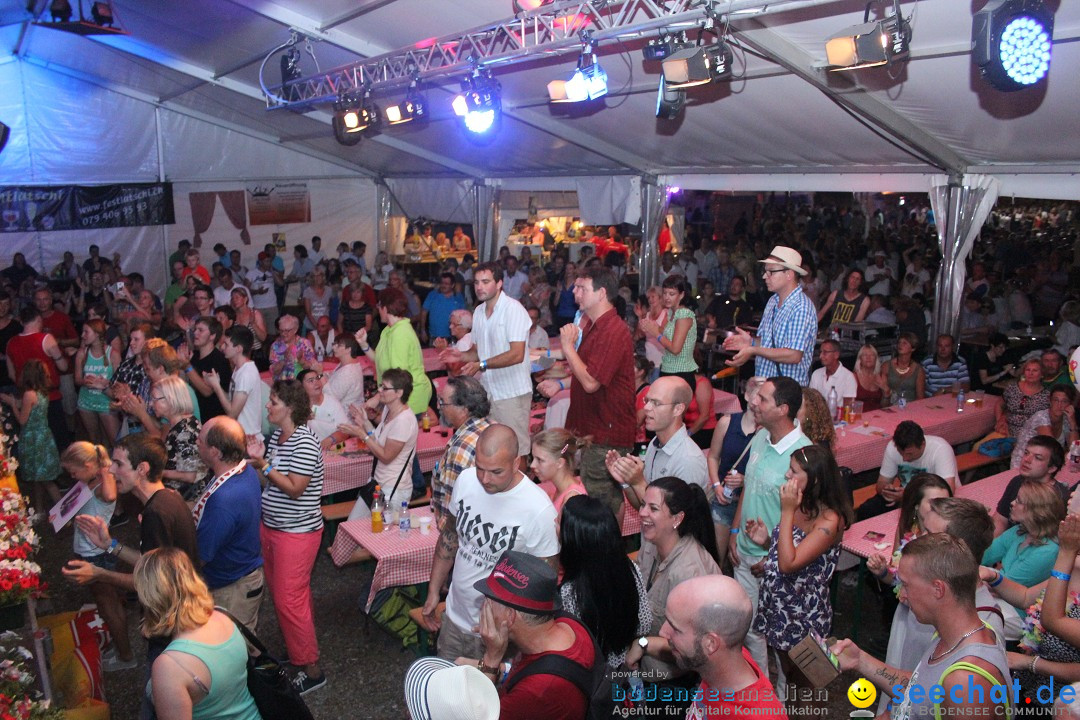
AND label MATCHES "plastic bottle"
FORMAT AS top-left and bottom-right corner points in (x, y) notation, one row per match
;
(1070, 440), (1080, 473)
(381, 494), (394, 530)
(371, 485), (384, 533)
(897, 390), (907, 411)
(956, 388), (965, 413)
(399, 501), (411, 535)
(827, 387), (839, 423)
